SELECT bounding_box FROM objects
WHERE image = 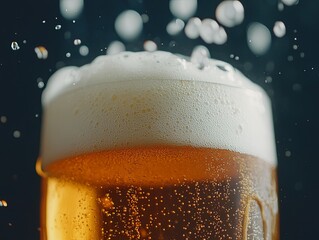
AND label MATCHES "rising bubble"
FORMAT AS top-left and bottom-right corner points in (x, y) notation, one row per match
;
(215, 0), (244, 28)
(273, 21), (286, 38)
(166, 19), (185, 36)
(107, 41), (126, 55)
(34, 46), (48, 59)
(191, 45), (210, 70)
(144, 40), (158, 52)
(169, 0), (197, 20)
(247, 22), (271, 55)
(115, 10), (143, 41)
(60, 0), (84, 20)
(11, 41), (20, 50)
(184, 17), (201, 39)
